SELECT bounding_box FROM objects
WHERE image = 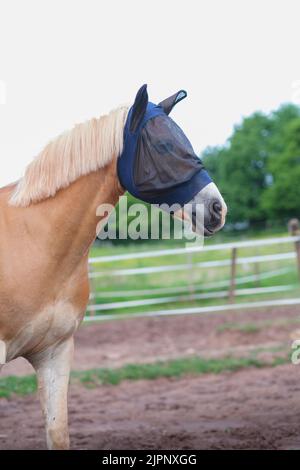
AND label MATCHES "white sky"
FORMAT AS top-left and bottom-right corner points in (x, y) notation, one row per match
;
(1, 0), (300, 186)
